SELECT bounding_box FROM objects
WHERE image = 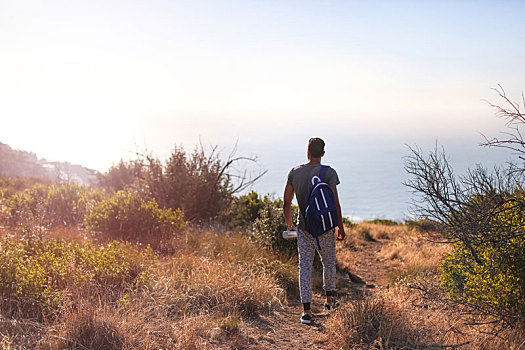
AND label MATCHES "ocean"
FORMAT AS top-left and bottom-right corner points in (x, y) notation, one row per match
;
(241, 137), (515, 222)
